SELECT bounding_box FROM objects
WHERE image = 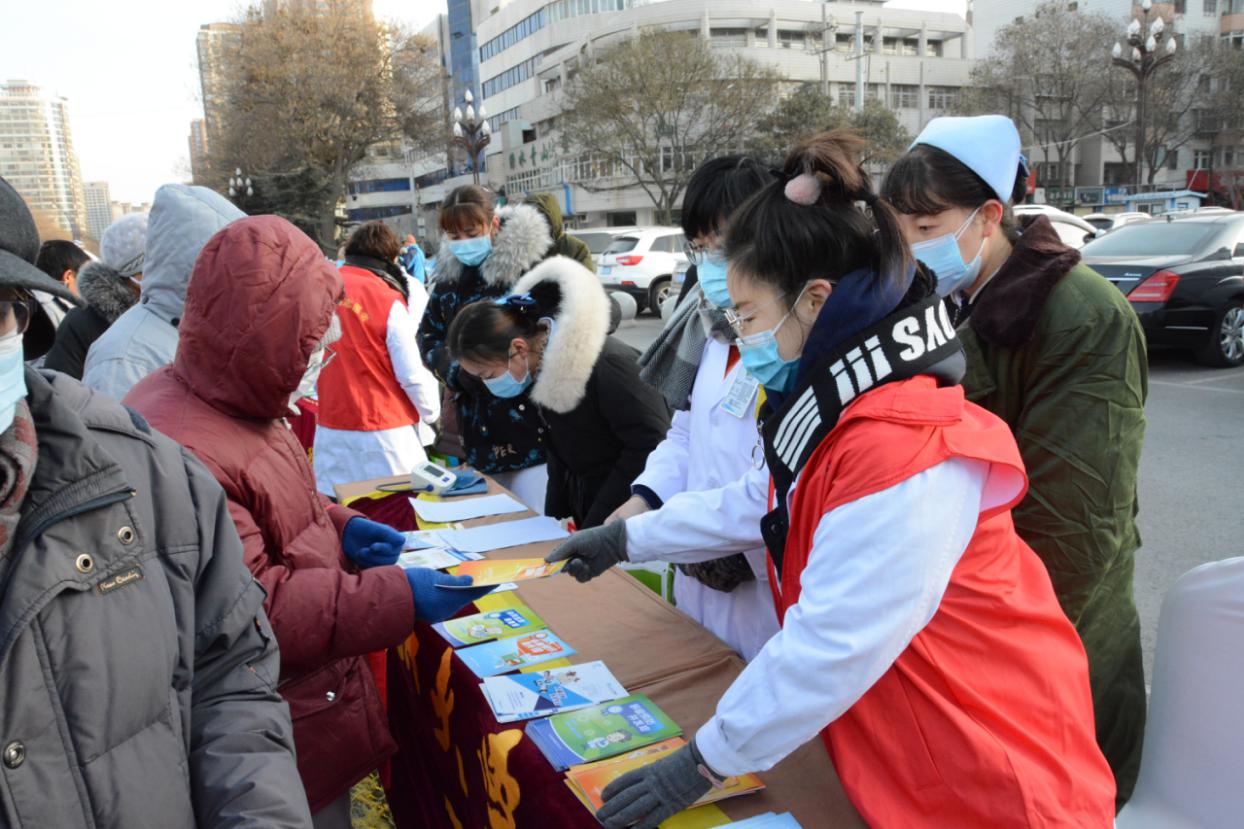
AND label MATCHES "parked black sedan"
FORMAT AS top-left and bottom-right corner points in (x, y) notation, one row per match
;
(1080, 212), (1244, 367)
